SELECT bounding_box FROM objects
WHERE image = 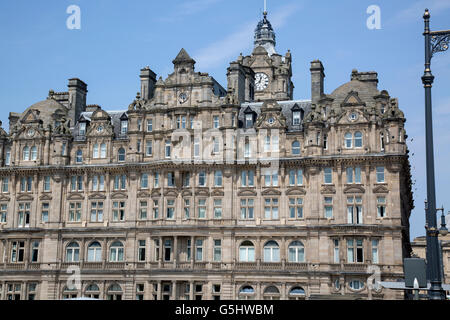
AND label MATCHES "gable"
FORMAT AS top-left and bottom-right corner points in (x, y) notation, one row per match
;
(342, 91), (365, 107)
